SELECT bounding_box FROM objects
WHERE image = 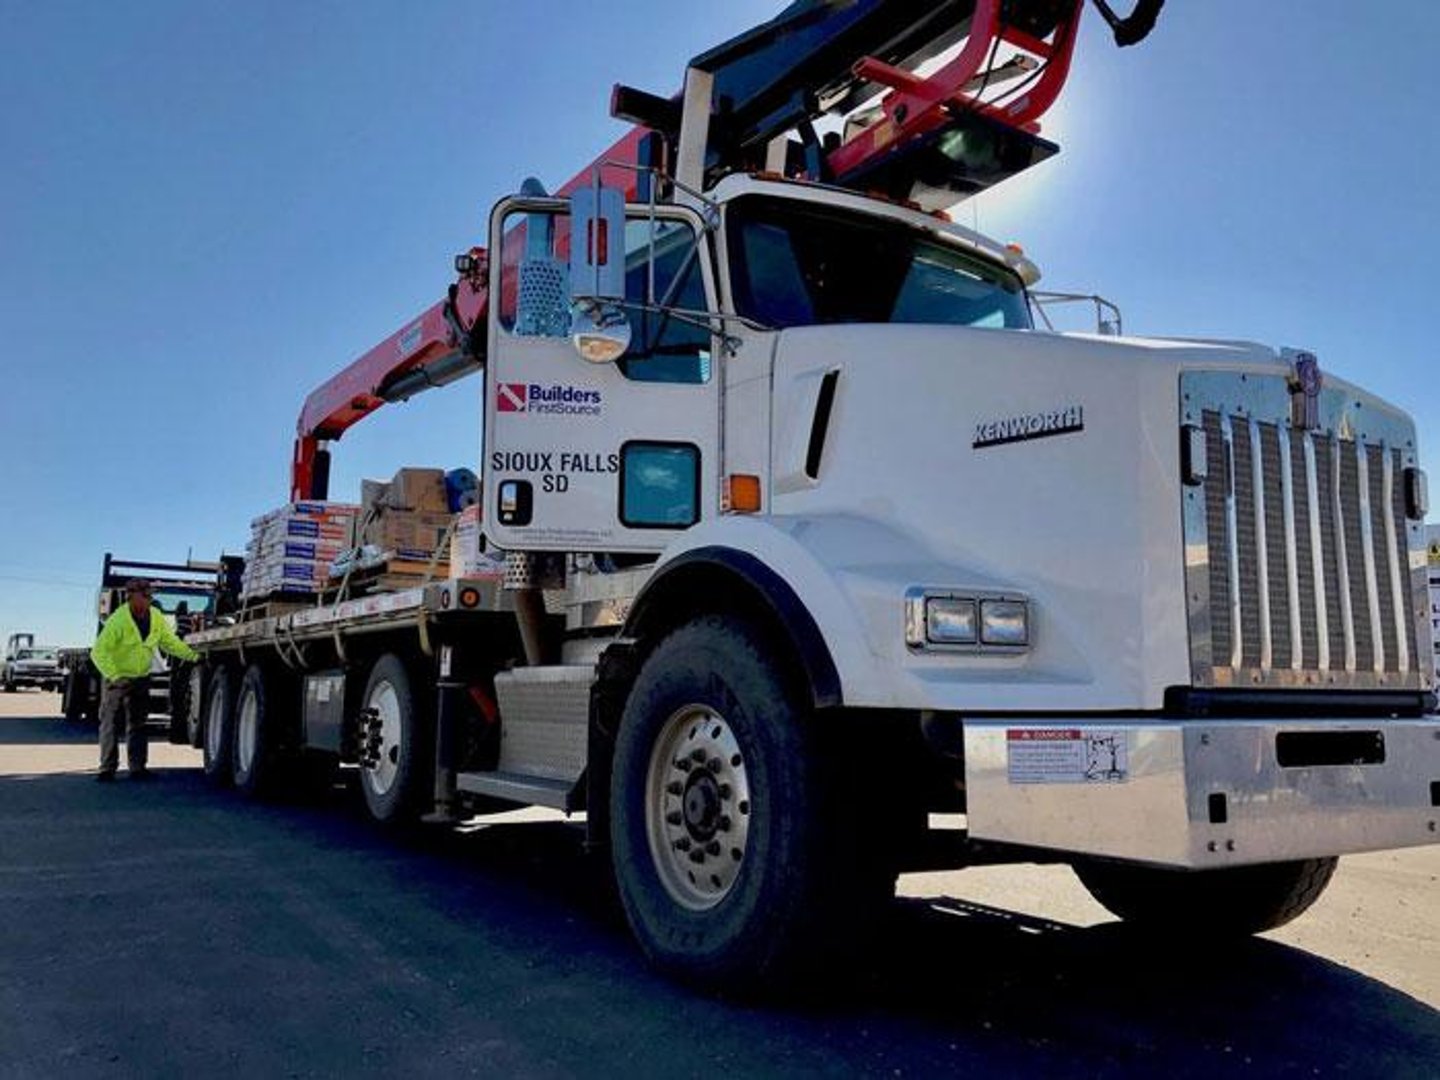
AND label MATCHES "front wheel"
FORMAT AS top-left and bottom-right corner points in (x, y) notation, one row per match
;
(610, 615), (890, 989)
(1073, 856), (1340, 936)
